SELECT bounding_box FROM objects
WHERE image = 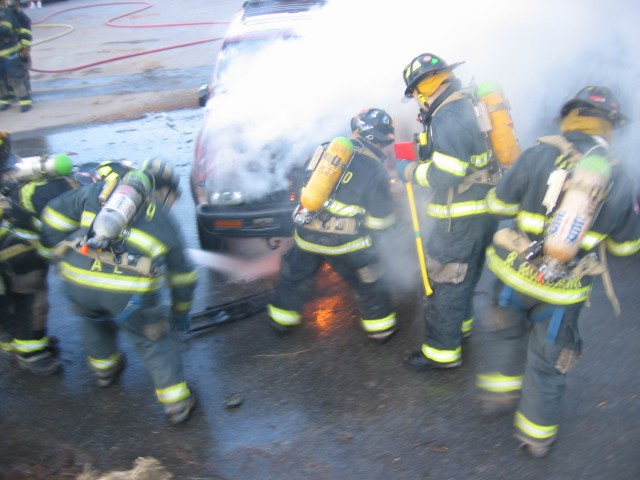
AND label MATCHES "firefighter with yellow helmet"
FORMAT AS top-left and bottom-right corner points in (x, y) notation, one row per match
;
(267, 108), (398, 343)
(39, 158), (198, 425)
(475, 86), (640, 457)
(395, 53), (499, 370)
